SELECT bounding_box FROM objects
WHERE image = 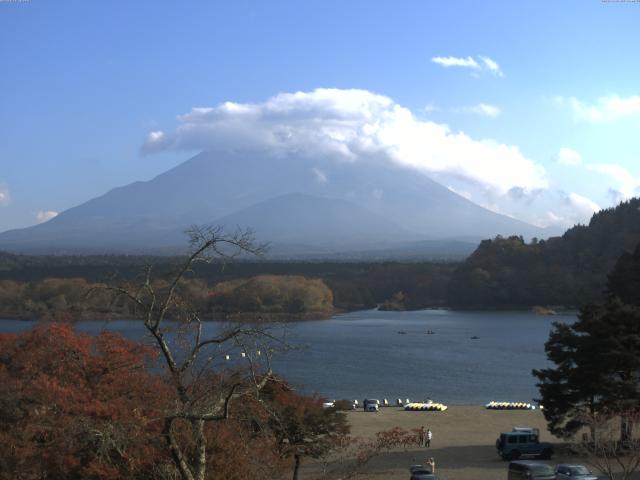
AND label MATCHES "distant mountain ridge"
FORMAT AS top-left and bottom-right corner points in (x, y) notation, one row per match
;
(0, 151), (555, 257)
